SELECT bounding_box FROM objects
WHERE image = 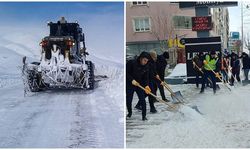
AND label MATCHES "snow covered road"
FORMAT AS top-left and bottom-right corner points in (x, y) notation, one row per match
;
(126, 83), (250, 148)
(0, 62), (124, 148)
